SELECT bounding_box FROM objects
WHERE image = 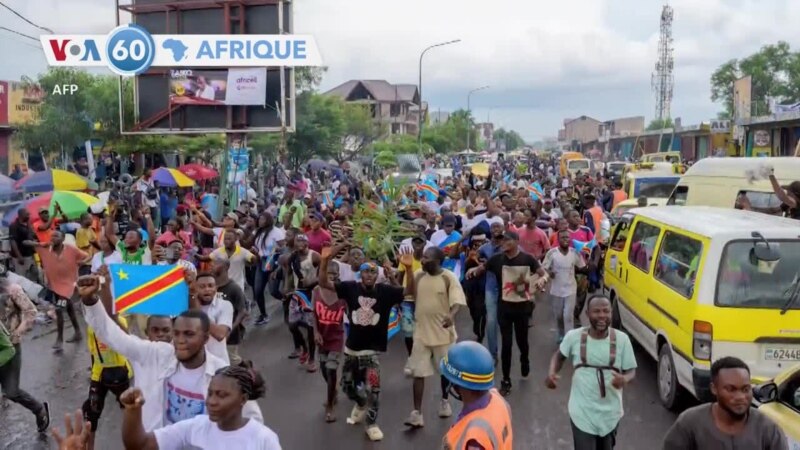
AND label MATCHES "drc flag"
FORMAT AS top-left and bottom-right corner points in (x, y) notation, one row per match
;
(110, 264), (189, 316)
